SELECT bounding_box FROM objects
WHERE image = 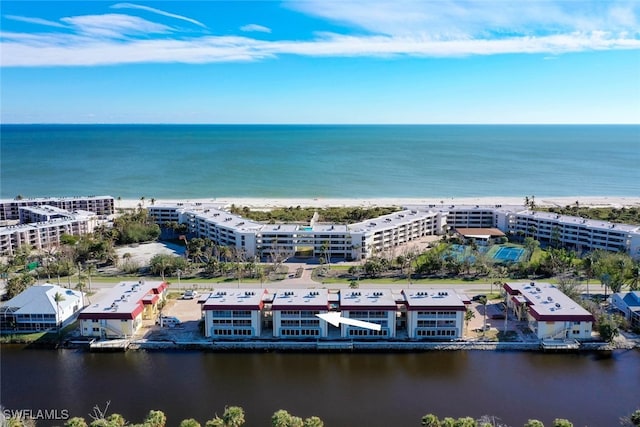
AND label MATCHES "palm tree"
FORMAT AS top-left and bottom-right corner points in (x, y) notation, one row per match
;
(303, 416), (324, 427)
(464, 309), (475, 334)
(421, 414), (441, 427)
(207, 406), (245, 427)
(75, 280), (87, 308)
(143, 410), (167, 427)
(53, 291), (66, 336)
(478, 295), (488, 337)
